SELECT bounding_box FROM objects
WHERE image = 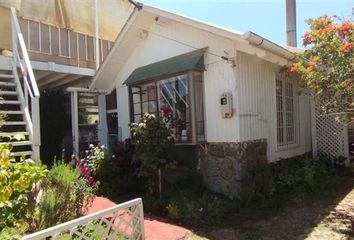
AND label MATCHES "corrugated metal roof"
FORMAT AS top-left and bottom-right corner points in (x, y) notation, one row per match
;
(124, 48), (206, 85)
